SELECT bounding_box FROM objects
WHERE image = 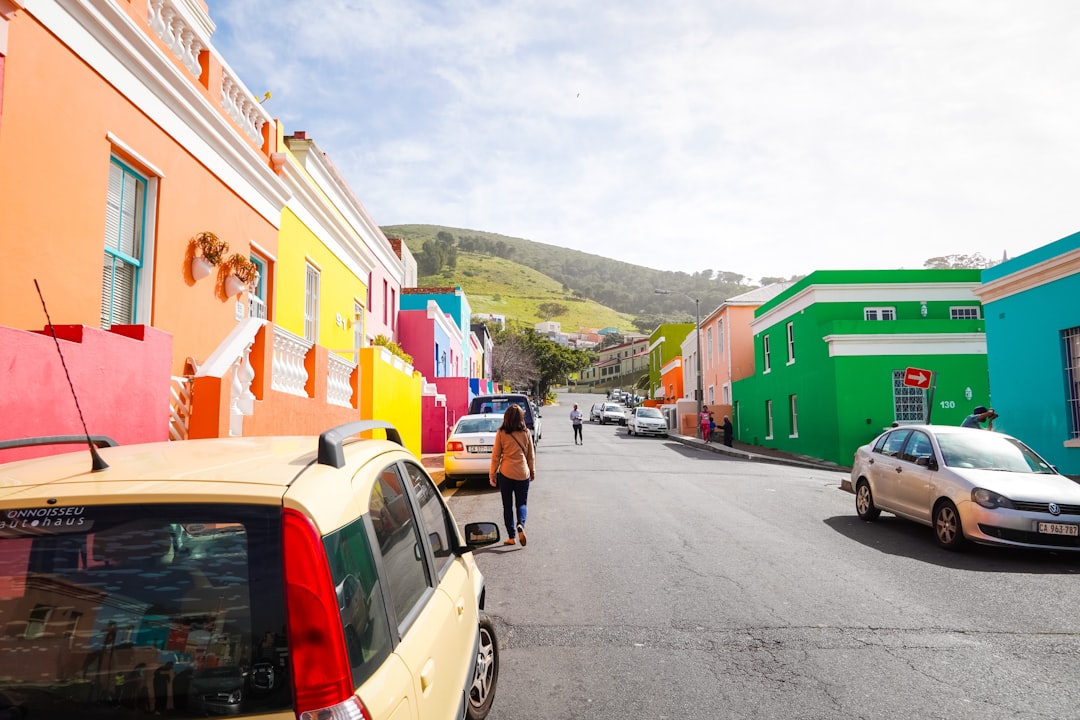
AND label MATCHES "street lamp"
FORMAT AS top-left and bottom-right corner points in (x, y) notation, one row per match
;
(654, 289), (704, 439)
